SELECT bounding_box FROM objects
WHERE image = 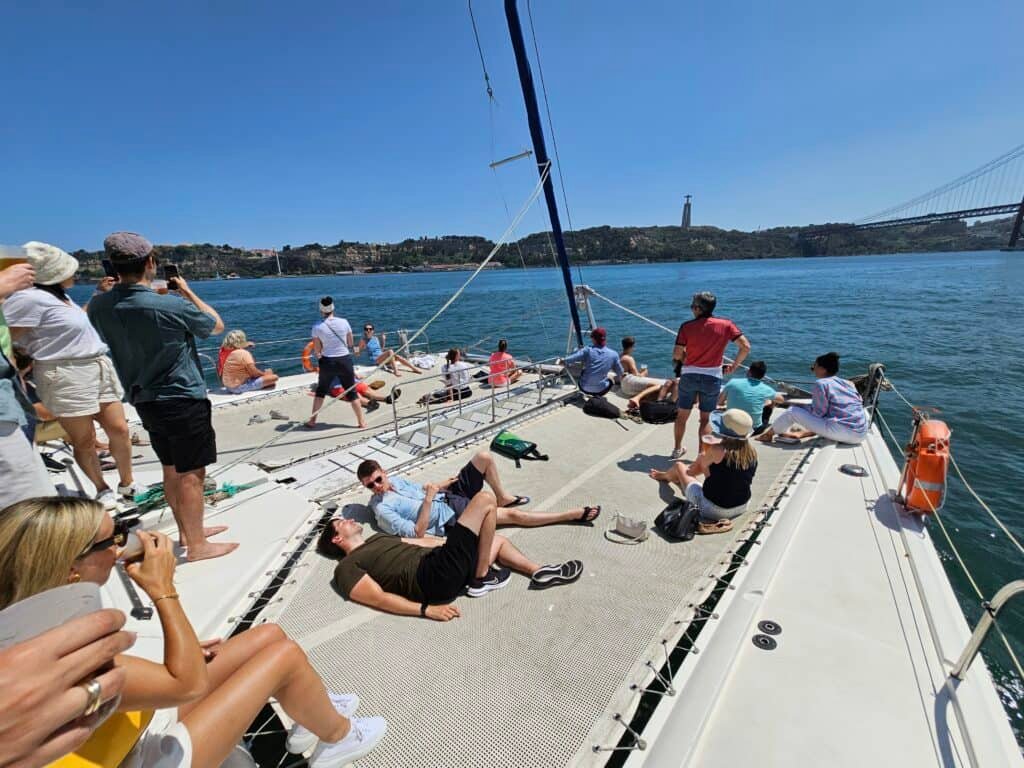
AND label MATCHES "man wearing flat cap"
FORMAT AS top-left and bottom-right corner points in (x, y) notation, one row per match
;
(88, 232), (237, 561)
